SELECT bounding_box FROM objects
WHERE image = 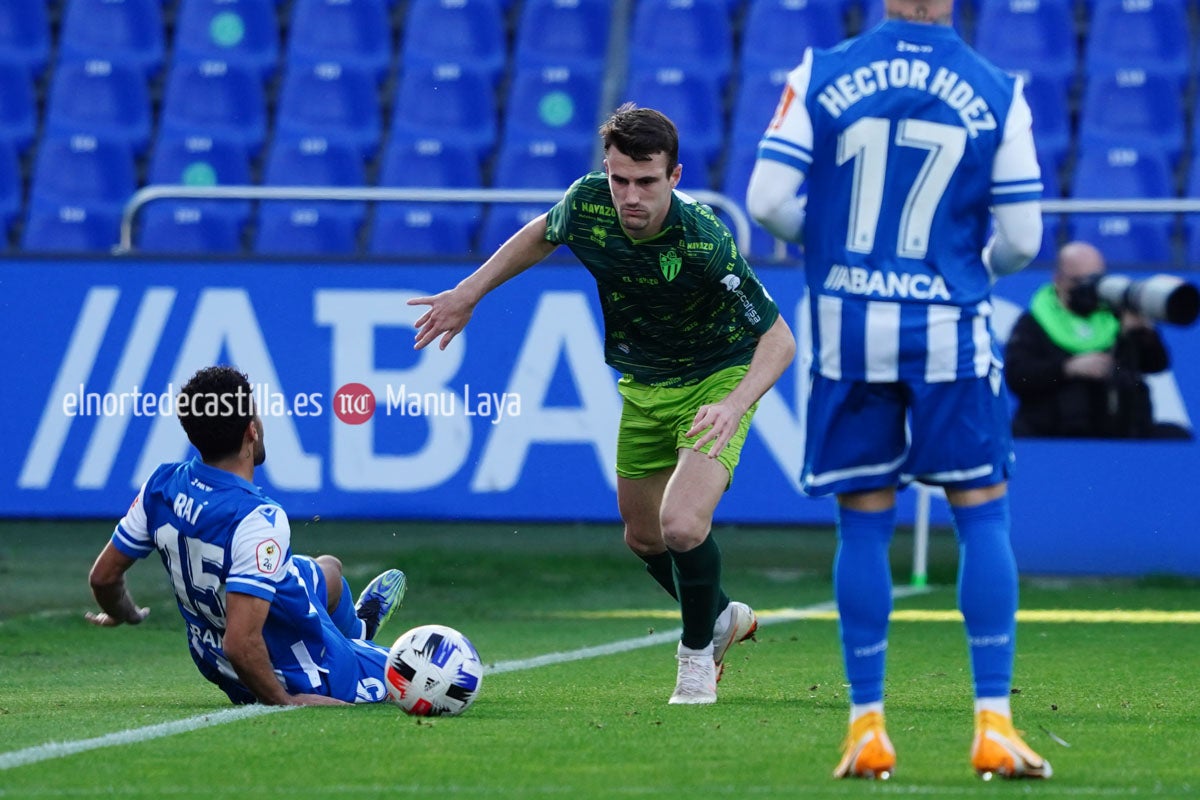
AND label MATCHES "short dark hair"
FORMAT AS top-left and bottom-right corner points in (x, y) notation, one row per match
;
(177, 366), (255, 462)
(599, 103), (679, 174)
